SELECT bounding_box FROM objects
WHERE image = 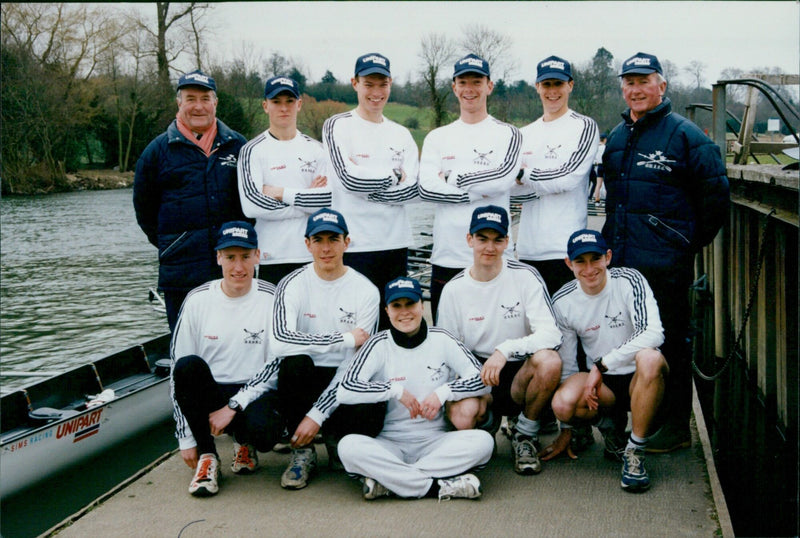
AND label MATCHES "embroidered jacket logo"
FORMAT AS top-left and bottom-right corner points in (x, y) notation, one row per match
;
(636, 150), (675, 172)
(338, 307), (356, 325)
(389, 147), (405, 164)
(501, 302), (521, 319)
(545, 145), (561, 159)
(298, 157), (317, 174)
(605, 312), (625, 329)
(243, 328), (264, 344)
(219, 154), (238, 167)
(473, 149), (494, 166)
(427, 362), (447, 382)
